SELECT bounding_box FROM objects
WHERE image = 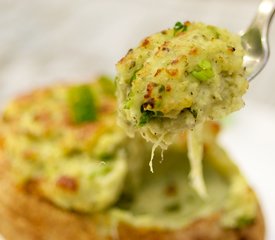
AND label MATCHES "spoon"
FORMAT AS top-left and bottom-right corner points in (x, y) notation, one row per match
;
(241, 0), (275, 81)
